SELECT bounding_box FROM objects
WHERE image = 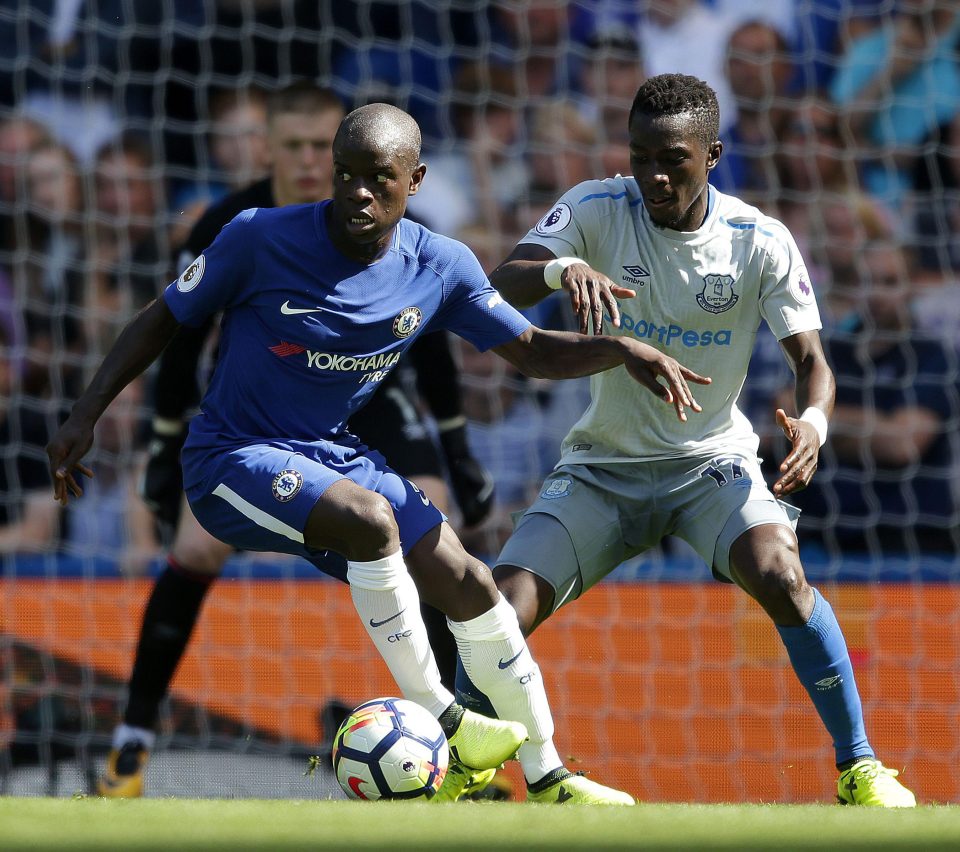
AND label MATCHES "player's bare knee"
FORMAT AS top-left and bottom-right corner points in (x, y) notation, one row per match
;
(493, 565), (545, 636)
(344, 494), (398, 559)
(444, 558), (499, 622)
(305, 489), (399, 559)
(748, 558), (812, 625)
